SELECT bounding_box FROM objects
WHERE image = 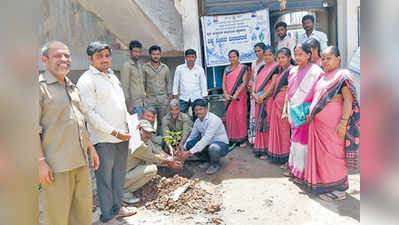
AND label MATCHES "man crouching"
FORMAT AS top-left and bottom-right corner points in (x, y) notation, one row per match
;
(123, 120), (182, 204)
